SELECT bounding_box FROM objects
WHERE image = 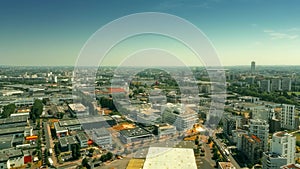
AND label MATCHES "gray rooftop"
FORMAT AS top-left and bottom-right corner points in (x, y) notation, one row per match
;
(119, 127), (151, 137)
(0, 126), (25, 136)
(0, 116), (28, 125)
